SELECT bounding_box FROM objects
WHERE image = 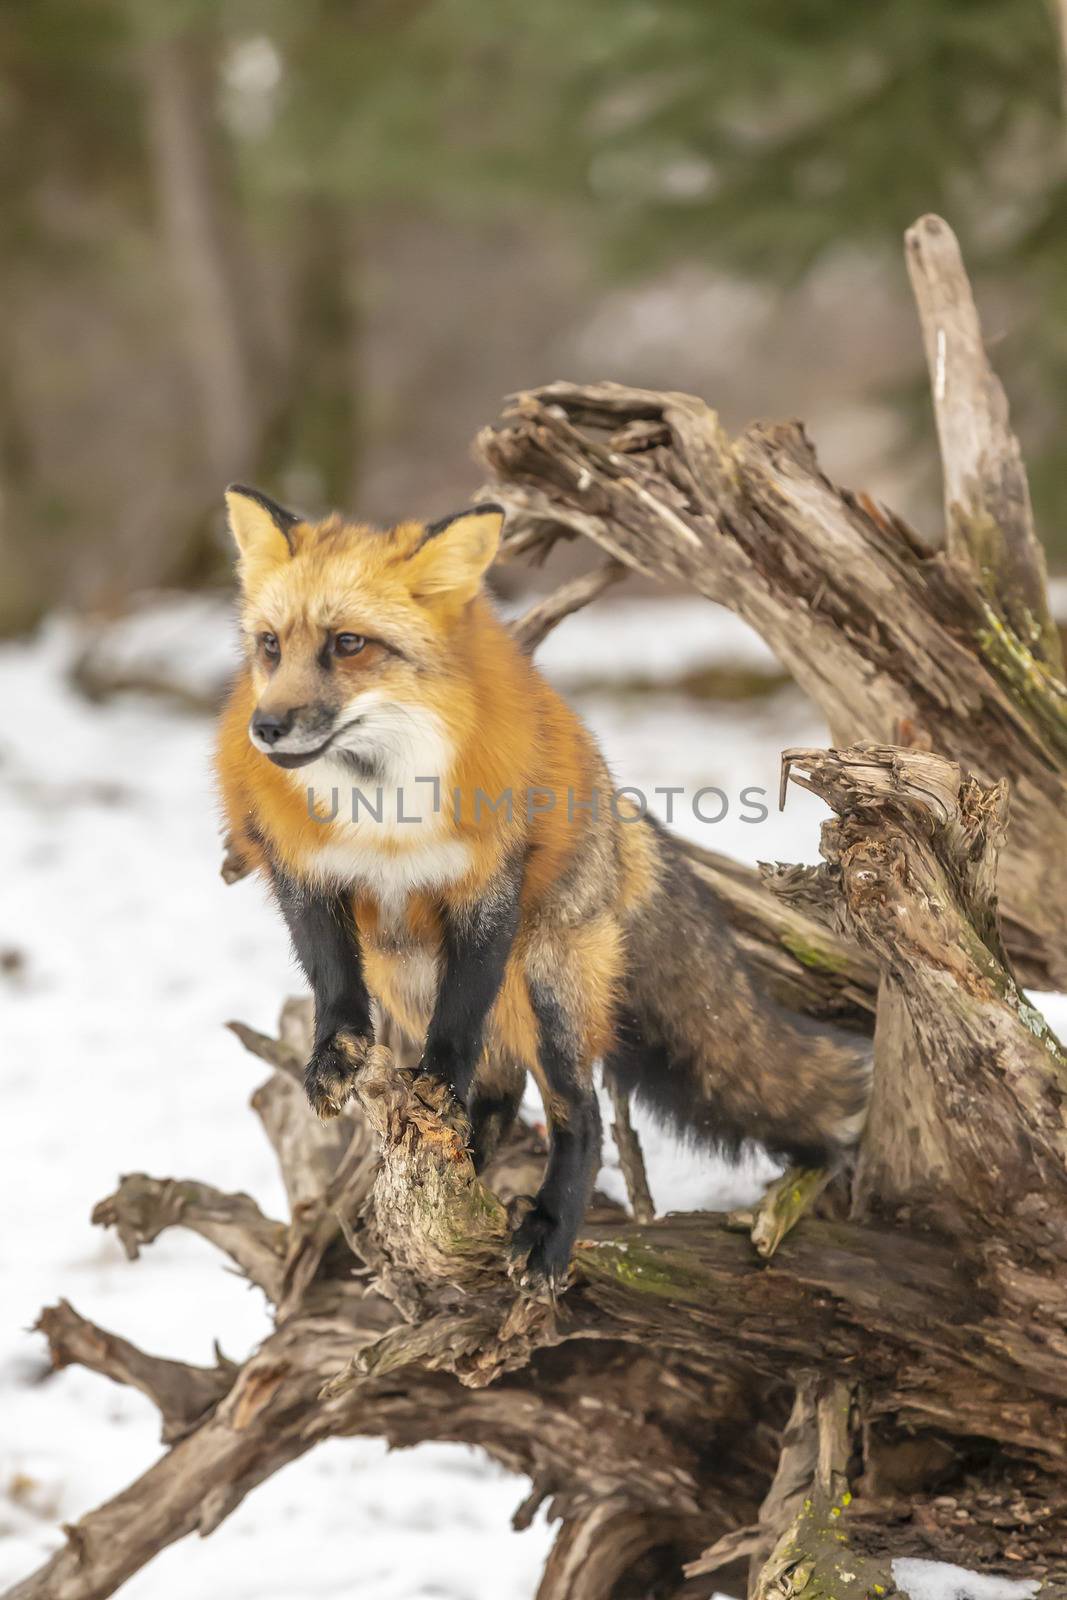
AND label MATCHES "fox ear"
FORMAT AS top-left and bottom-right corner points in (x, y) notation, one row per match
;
(406, 504), (504, 604)
(224, 485), (301, 581)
